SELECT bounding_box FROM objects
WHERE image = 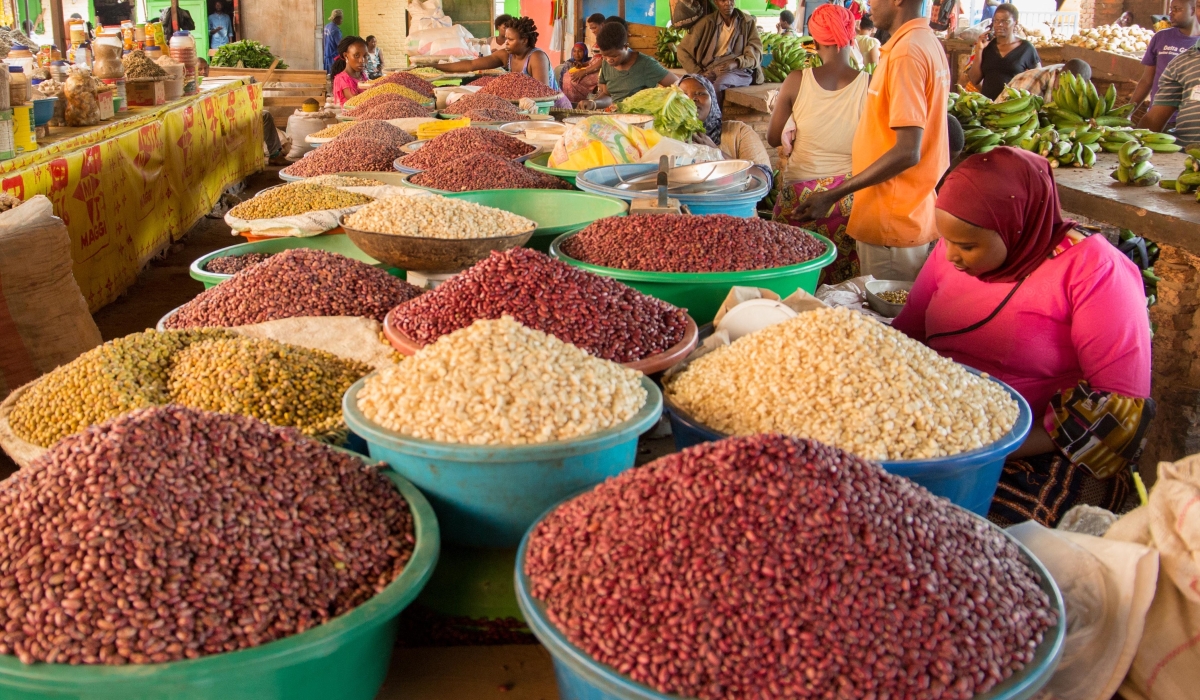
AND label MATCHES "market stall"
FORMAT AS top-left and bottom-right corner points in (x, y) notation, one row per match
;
(0, 78), (263, 311)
